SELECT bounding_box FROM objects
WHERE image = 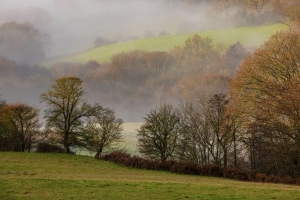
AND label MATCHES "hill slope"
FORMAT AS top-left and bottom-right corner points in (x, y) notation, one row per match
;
(1, 152), (300, 199)
(44, 23), (287, 66)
